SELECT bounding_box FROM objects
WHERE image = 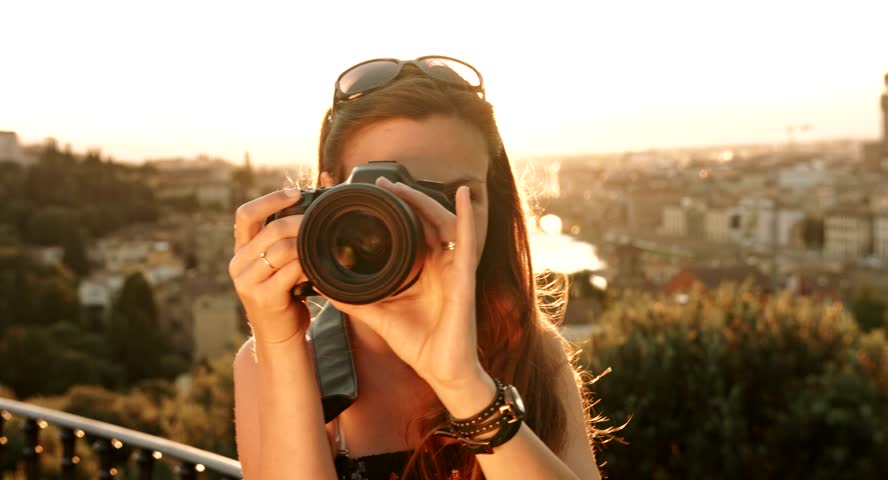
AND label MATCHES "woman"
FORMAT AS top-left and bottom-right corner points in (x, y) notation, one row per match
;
(230, 56), (602, 479)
